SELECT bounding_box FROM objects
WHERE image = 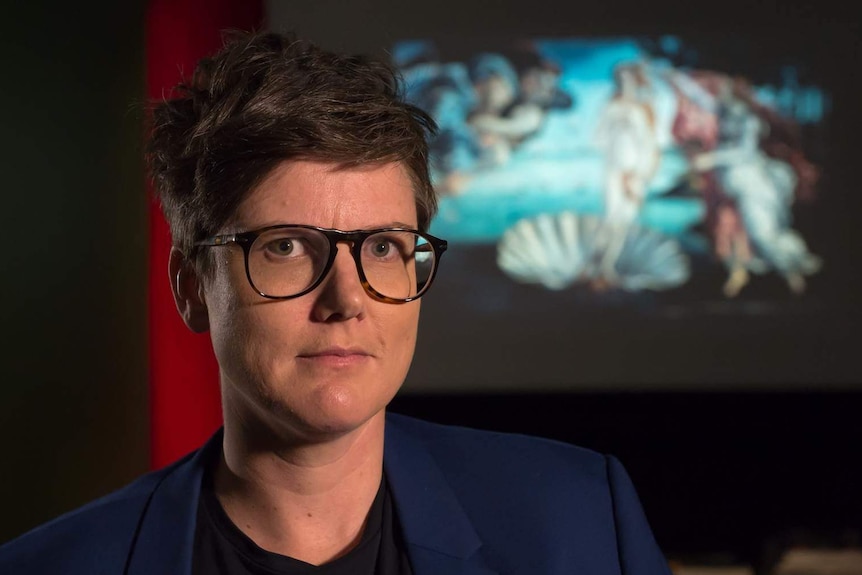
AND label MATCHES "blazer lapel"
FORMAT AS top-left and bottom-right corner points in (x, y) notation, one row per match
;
(384, 415), (498, 575)
(125, 430), (222, 575)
